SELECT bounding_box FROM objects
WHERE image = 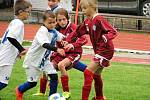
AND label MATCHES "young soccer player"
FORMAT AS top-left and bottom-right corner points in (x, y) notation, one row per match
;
(51, 8), (87, 97)
(15, 10), (65, 100)
(32, 0), (63, 96)
(66, 0), (118, 99)
(33, 8), (87, 97)
(47, 0), (62, 12)
(0, 0), (32, 91)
